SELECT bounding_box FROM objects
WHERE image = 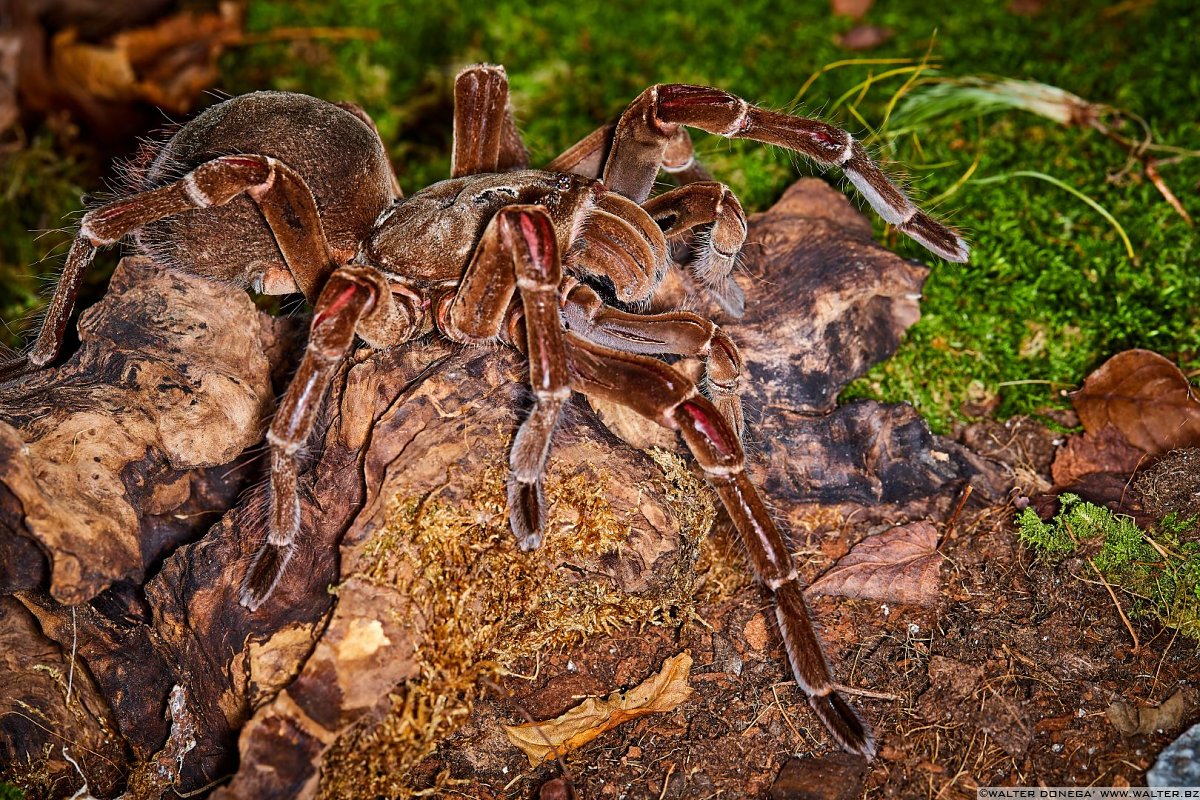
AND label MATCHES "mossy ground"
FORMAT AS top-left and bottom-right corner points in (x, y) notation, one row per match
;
(3, 0), (1196, 431)
(1018, 494), (1200, 640)
(318, 451), (719, 798)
